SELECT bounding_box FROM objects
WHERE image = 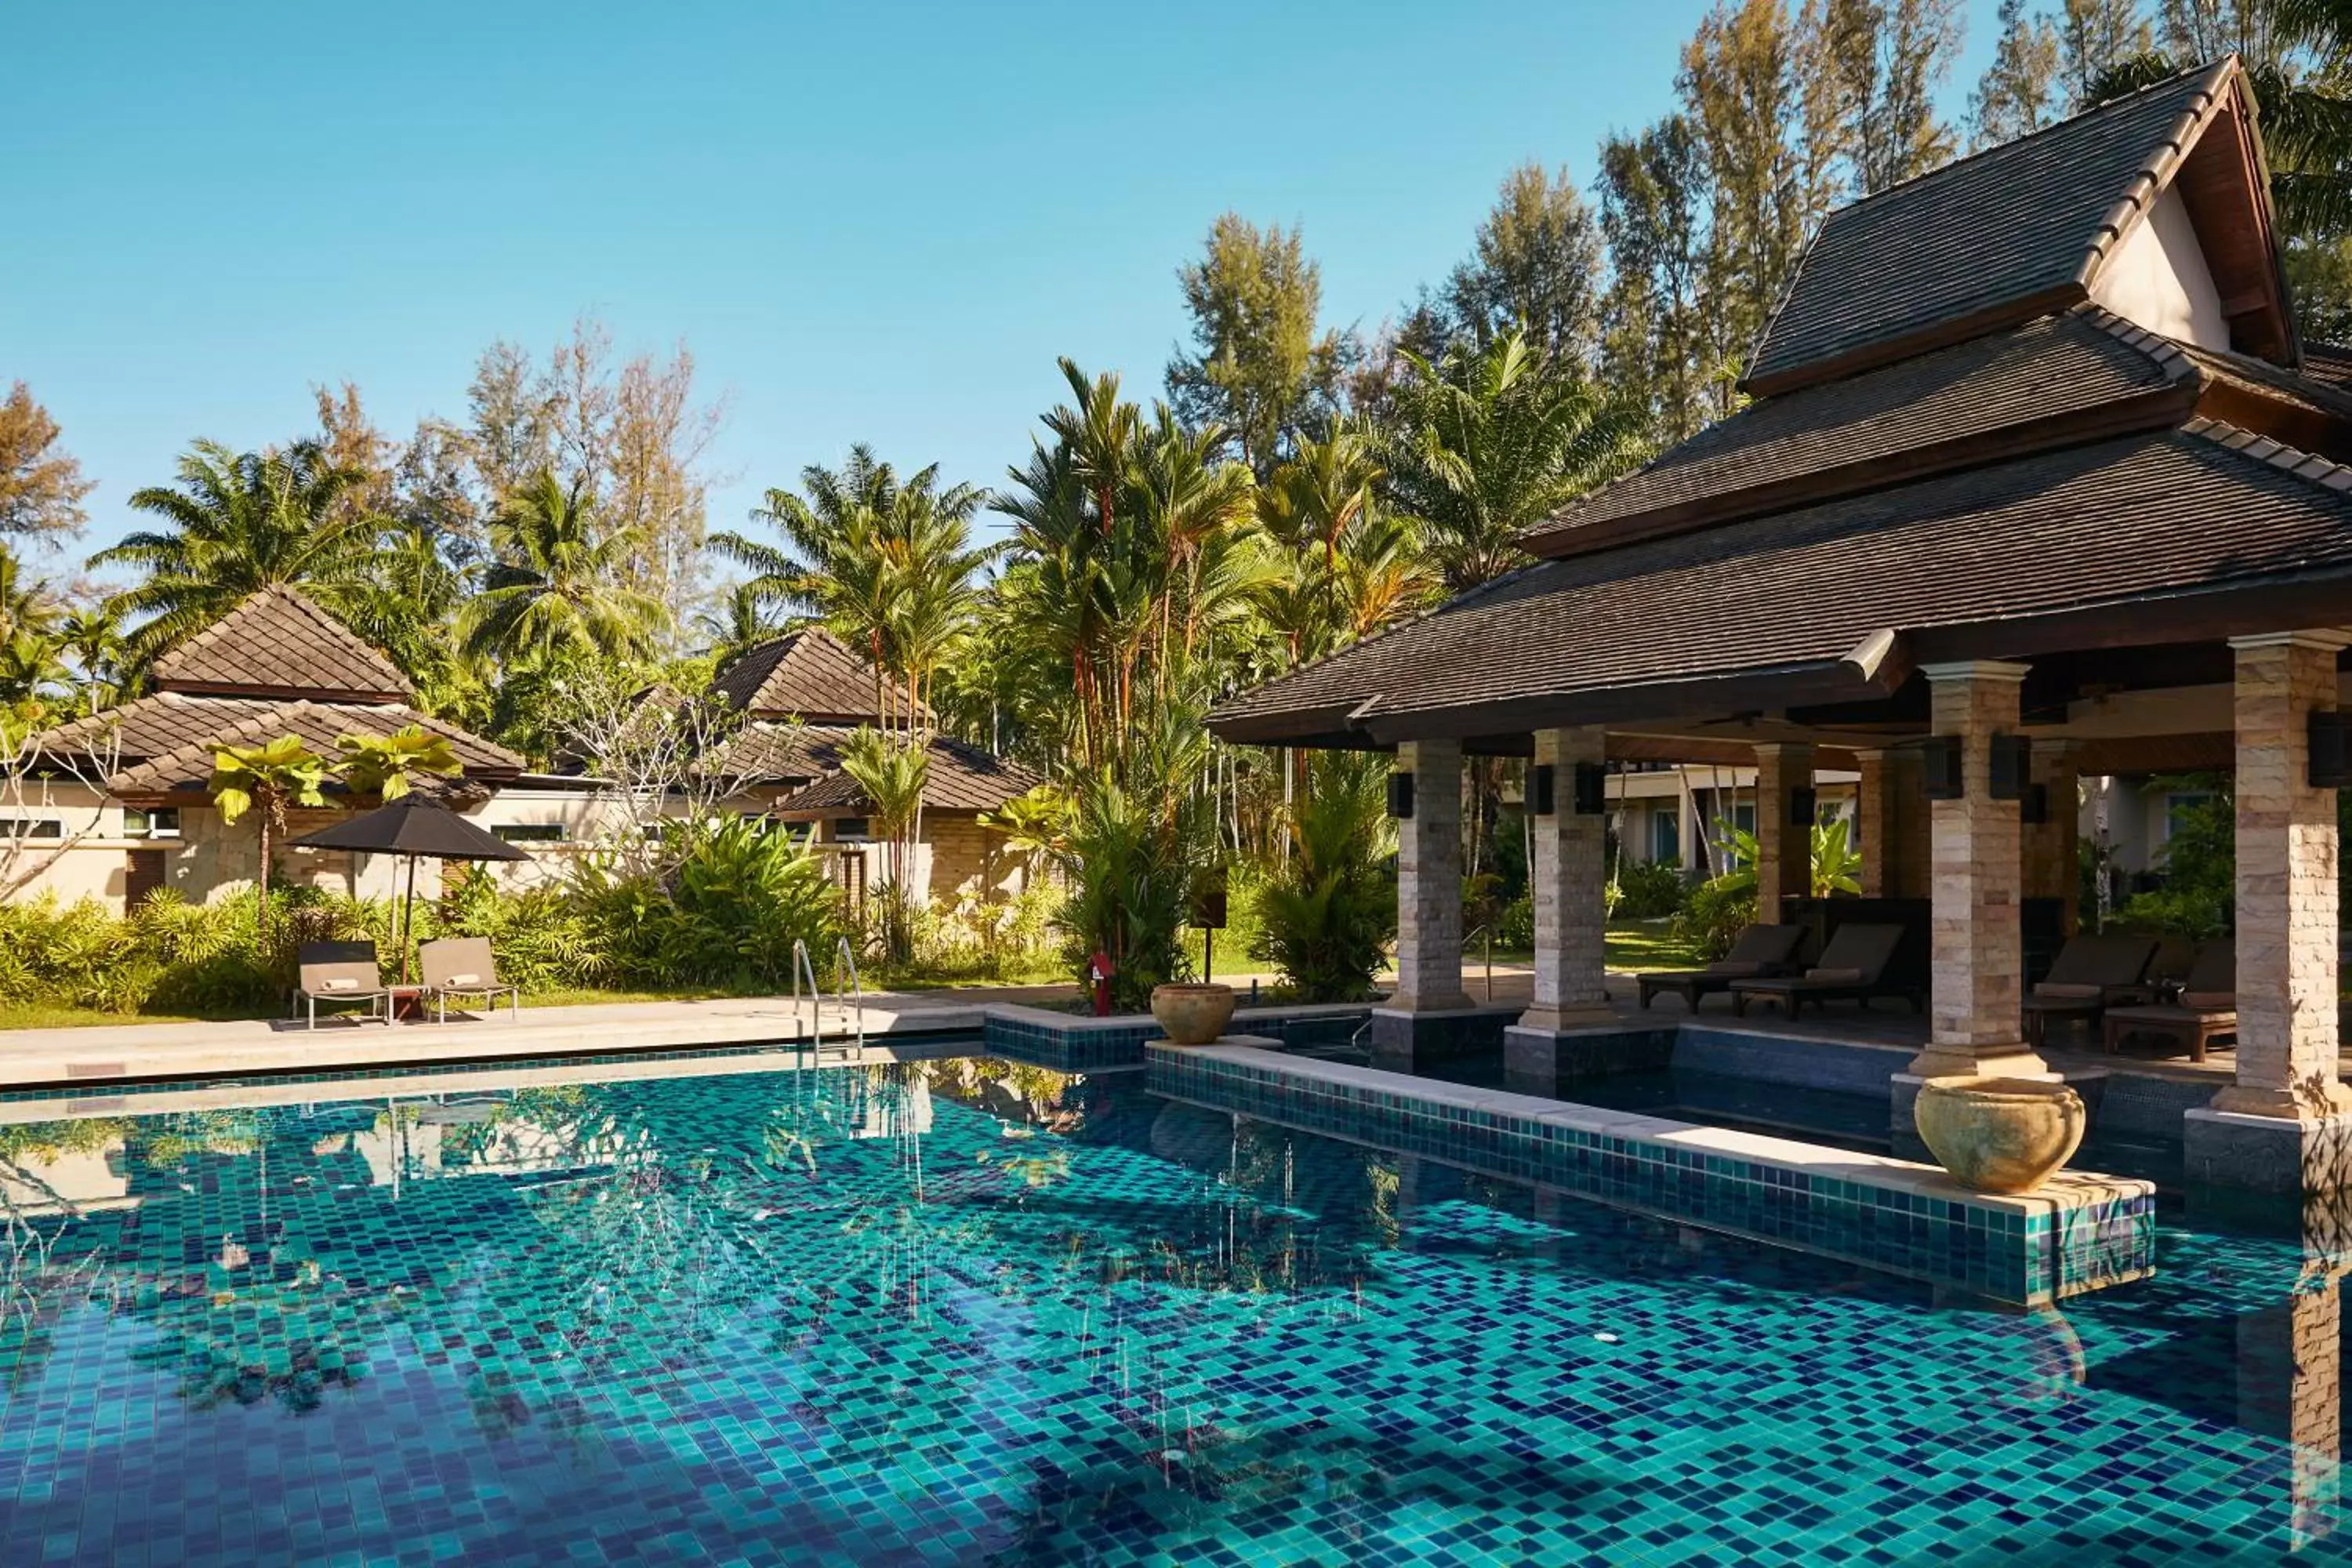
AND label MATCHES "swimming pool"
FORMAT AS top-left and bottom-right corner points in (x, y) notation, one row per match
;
(2, 1054), (2347, 1563)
